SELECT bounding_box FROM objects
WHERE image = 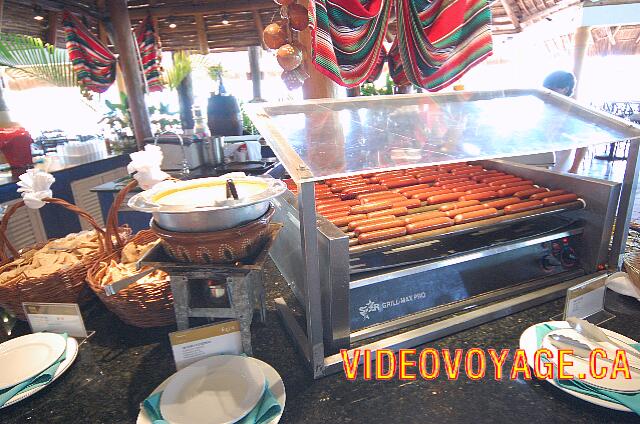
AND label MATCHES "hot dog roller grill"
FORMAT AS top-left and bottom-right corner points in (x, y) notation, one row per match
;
(246, 89), (640, 378)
